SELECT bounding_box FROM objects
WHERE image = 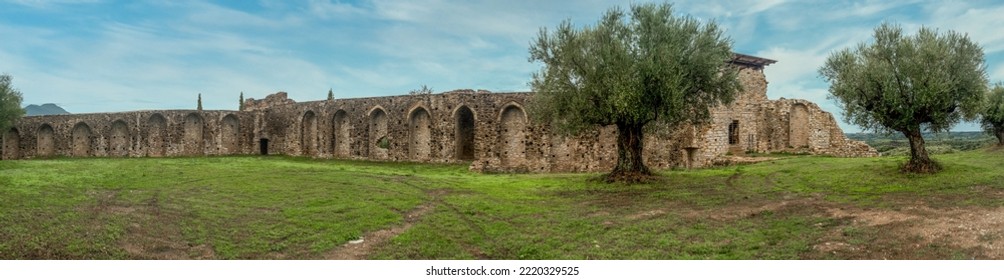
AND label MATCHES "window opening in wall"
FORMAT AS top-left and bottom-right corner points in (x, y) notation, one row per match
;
(728, 120), (739, 145)
(259, 138), (269, 155)
(376, 136), (389, 149)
